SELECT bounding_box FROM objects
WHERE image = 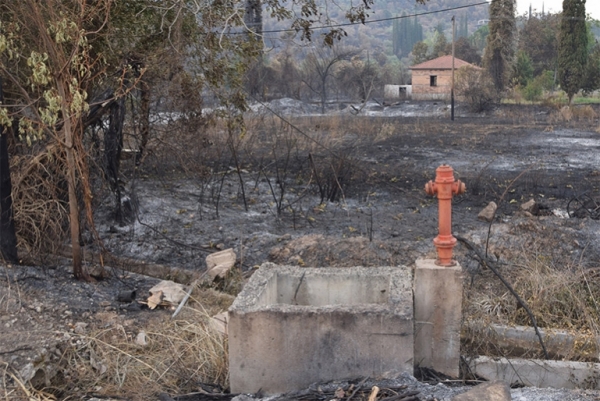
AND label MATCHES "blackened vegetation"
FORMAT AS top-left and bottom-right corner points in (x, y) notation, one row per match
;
(0, 78), (18, 263)
(567, 193), (600, 219)
(86, 60), (145, 226)
(104, 96), (129, 225)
